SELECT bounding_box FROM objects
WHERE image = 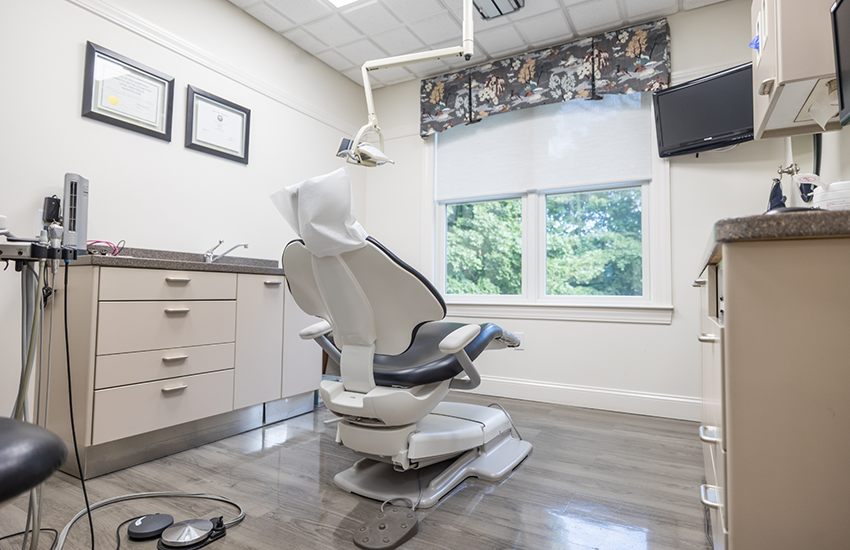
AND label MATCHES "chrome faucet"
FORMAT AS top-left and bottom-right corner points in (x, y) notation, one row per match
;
(204, 239), (249, 263)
